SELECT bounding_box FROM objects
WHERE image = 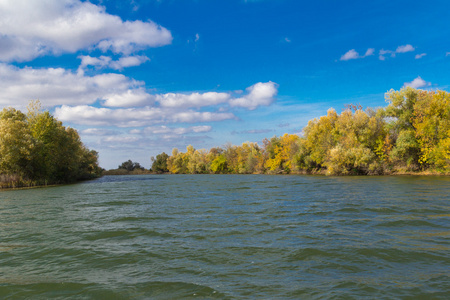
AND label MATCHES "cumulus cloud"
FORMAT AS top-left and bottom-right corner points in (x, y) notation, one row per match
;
(396, 44), (415, 53)
(144, 125), (211, 135)
(415, 53), (426, 59)
(110, 55), (150, 70)
(340, 48), (375, 61)
(103, 136), (141, 143)
(0, 62), (277, 127)
(103, 88), (156, 107)
(53, 81), (277, 126)
(340, 49), (359, 61)
(379, 49), (394, 60)
(79, 55), (150, 71)
(81, 128), (118, 136)
(171, 111), (235, 123)
(341, 44), (417, 61)
(54, 105), (235, 127)
(0, 0), (172, 62)
(157, 92), (231, 108)
(403, 76), (431, 89)
(79, 55), (112, 69)
(364, 48), (375, 57)
(379, 44), (416, 60)
(0, 63), (148, 108)
(230, 81), (278, 110)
